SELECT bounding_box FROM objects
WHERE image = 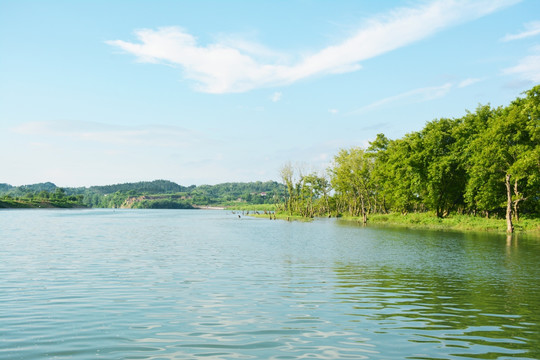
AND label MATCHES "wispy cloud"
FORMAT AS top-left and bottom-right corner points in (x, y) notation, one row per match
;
(12, 120), (201, 148)
(107, 0), (517, 94)
(350, 83), (453, 115)
(349, 76), (487, 115)
(216, 34), (289, 62)
(458, 77), (483, 88)
(501, 21), (540, 41)
(503, 50), (540, 82)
